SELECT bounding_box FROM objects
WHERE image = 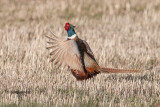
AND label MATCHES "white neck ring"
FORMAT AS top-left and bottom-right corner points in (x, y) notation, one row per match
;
(67, 34), (77, 39)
